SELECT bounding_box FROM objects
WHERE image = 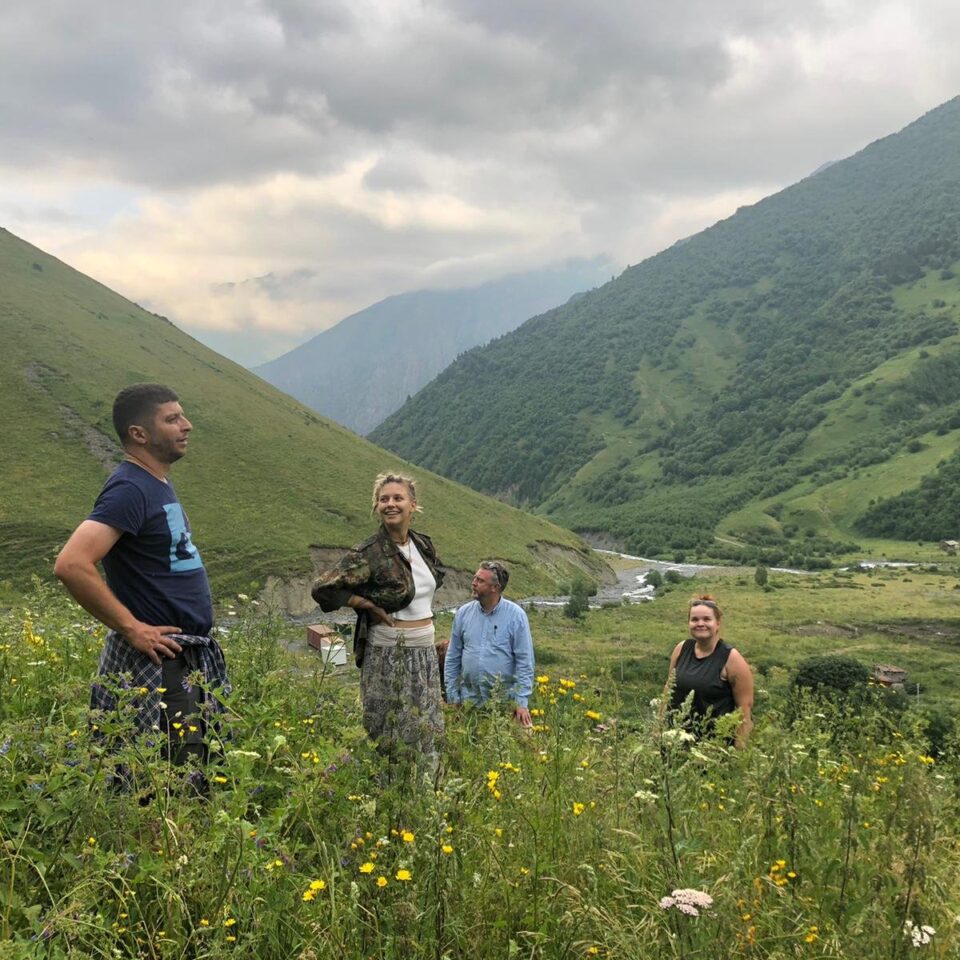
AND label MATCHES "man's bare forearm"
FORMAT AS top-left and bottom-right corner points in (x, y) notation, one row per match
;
(55, 558), (140, 635)
(55, 560), (182, 664)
